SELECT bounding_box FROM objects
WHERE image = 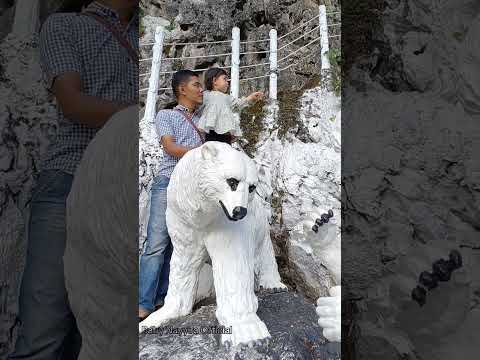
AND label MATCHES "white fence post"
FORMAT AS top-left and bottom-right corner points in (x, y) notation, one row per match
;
(269, 29), (278, 101)
(145, 26), (164, 123)
(231, 27), (240, 99)
(319, 5), (330, 71)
